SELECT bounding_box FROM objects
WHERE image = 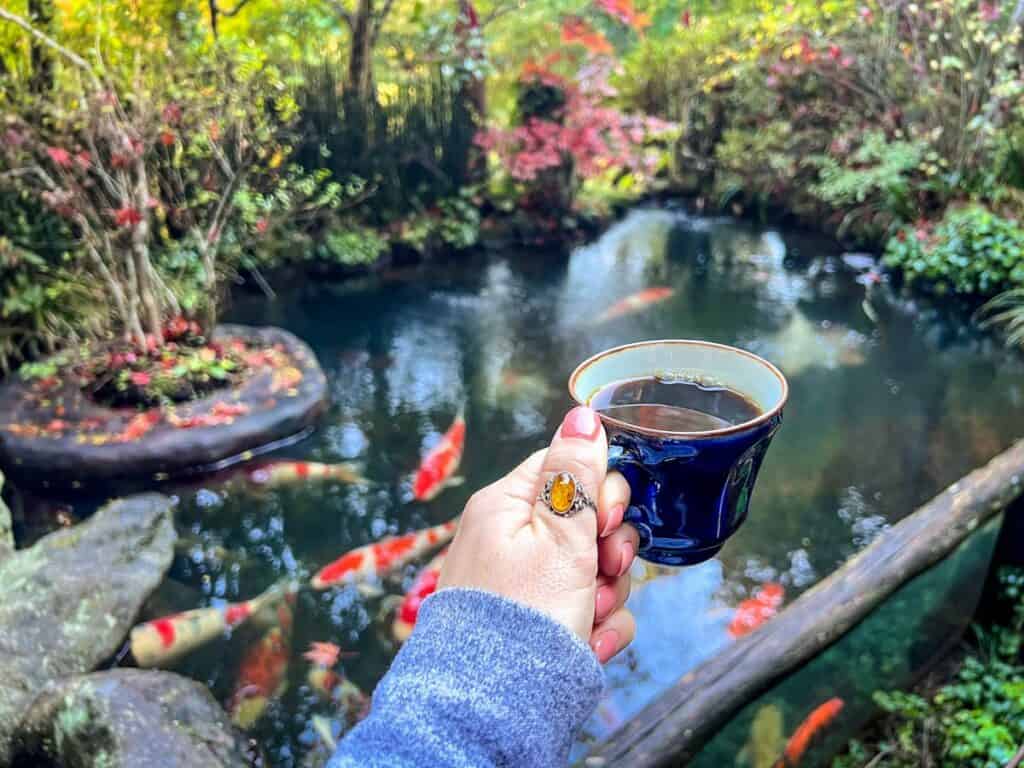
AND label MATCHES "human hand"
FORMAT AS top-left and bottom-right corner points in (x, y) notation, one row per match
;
(438, 406), (640, 663)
